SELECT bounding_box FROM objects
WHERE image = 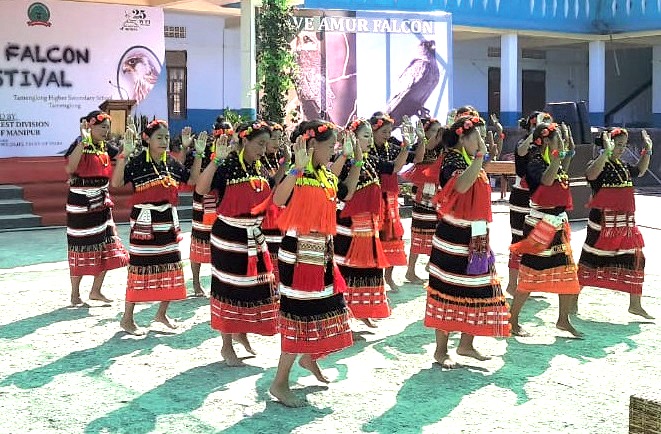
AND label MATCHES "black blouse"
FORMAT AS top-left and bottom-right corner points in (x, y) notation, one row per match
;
(124, 150), (190, 188)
